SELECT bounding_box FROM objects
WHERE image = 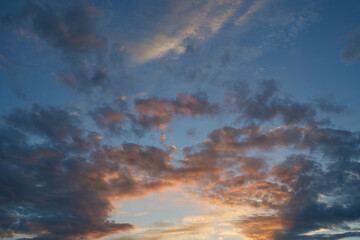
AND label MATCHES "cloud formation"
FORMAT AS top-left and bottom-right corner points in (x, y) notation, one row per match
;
(1, 78), (359, 240)
(0, 106), (137, 239)
(181, 123), (360, 239)
(2, 76), (359, 239)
